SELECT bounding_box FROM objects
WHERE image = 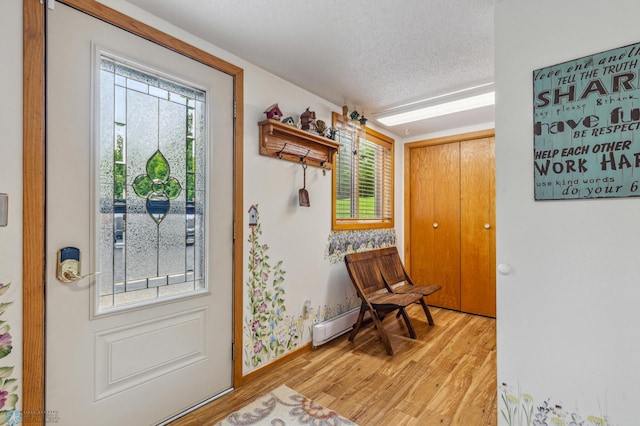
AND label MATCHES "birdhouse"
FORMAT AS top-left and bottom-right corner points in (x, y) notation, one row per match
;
(248, 205), (258, 227)
(282, 116), (296, 126)
(264, 103), (283, 121)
